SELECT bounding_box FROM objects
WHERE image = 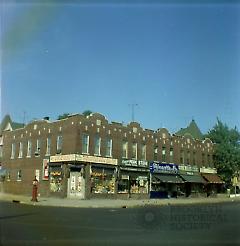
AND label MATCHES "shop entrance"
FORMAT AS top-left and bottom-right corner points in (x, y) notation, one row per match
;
(68, 172), (85, 199)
